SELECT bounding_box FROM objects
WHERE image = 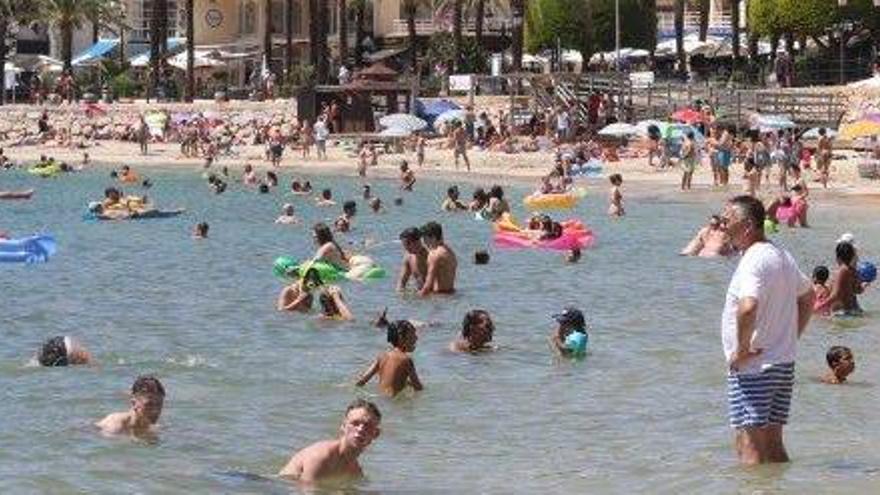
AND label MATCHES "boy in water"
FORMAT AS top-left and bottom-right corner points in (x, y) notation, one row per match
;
(35, 336), (92, 366)
(817, 242), (864, 316)
(318, 286), (354, 321)
(398, 227), (428, 292)
(276, 204), (299, 224)
(419, 221), (457, 296)
(334, 201), (357, 232)
(193, 222), (209, 239)
(279, 399), (382, 484)
(822, 346), (855, 384)
(369, 197), (383, 213)
(441, 186), (467, 211)
(316, 189), (336, 207)
(277, 268), (322, 313)
(95, 375), (165, 437)
(812, 265), (831, 314)
(450, 309), (495, 353)
(400, 161), (416, 191)
(608, 173), (624, 216)
(549, 308), (588, 357)
(356, 320), (423, 396)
